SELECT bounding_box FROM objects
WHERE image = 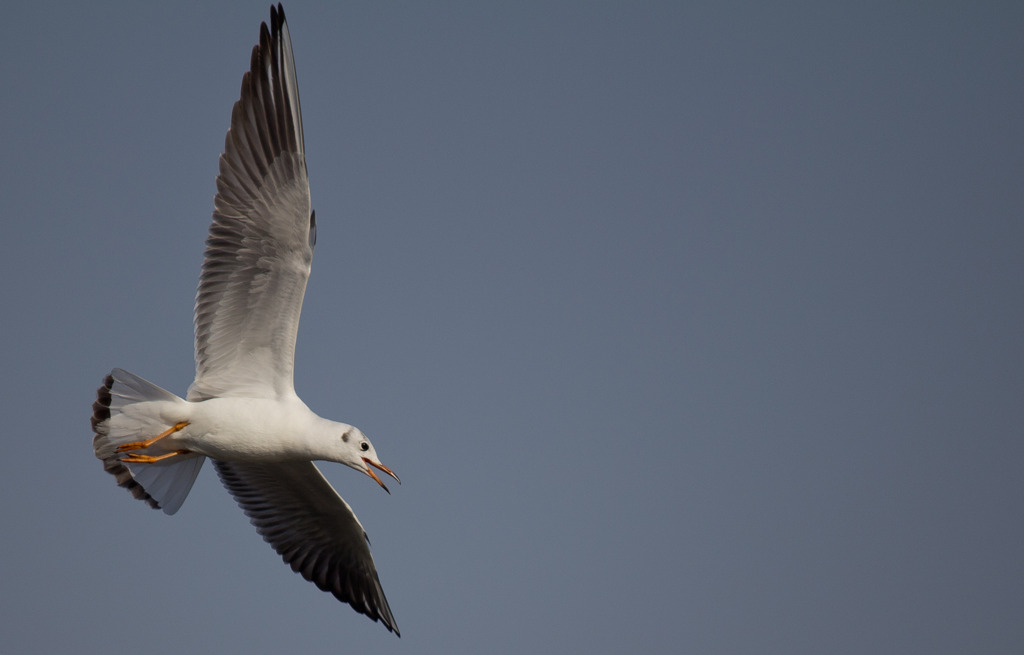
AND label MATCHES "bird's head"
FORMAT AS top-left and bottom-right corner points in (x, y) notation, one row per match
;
(337, 425), (400, 493)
